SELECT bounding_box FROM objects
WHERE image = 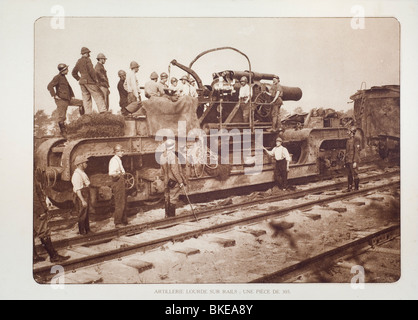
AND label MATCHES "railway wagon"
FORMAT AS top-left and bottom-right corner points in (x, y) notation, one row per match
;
(350, 85), (400, 159)
(35, 47), (363, 211)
